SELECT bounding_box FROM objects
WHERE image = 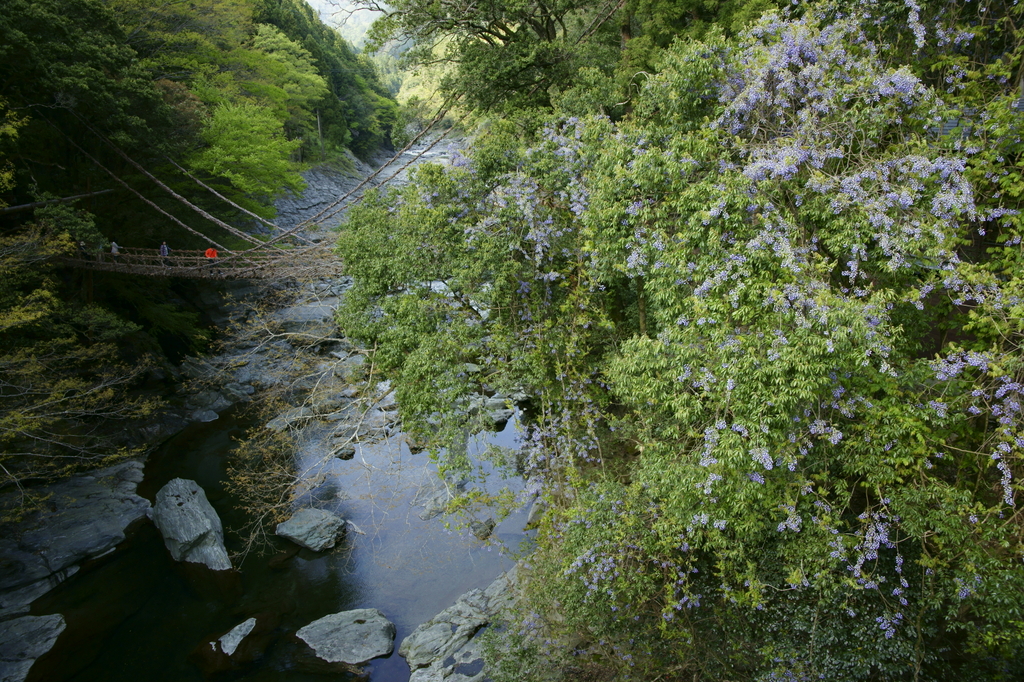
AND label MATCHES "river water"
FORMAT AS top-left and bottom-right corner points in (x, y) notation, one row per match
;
(30, 407), (527, 682)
